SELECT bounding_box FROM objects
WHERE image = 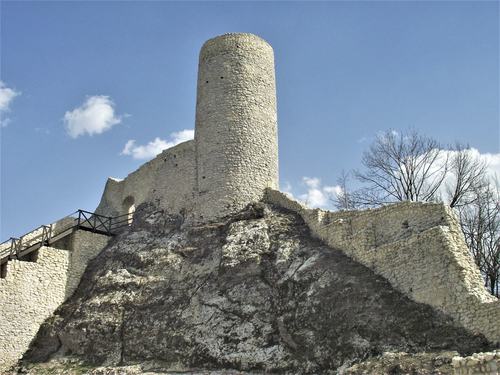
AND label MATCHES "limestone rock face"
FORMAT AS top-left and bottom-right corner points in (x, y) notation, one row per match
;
(22, 203), (492, 374)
